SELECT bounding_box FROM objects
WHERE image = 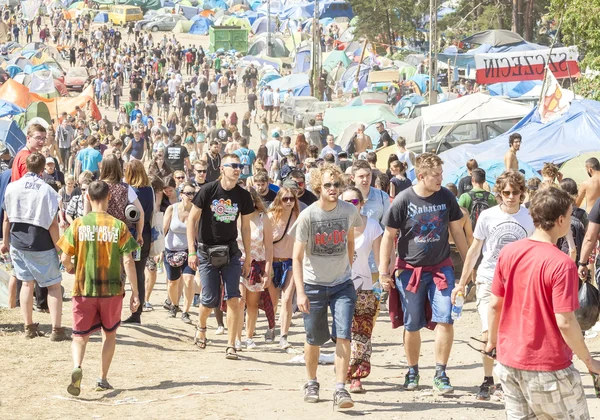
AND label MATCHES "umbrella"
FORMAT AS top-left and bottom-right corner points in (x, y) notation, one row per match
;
(462, 29), (525, 47)
(560, 151), (600, 187)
